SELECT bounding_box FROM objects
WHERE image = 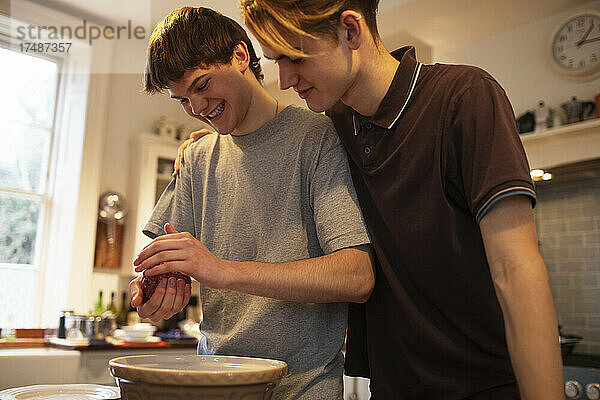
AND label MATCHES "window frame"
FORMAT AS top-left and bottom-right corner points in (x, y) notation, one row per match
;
(0, 39), (64, 328)
(0, 1), (106, 327)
